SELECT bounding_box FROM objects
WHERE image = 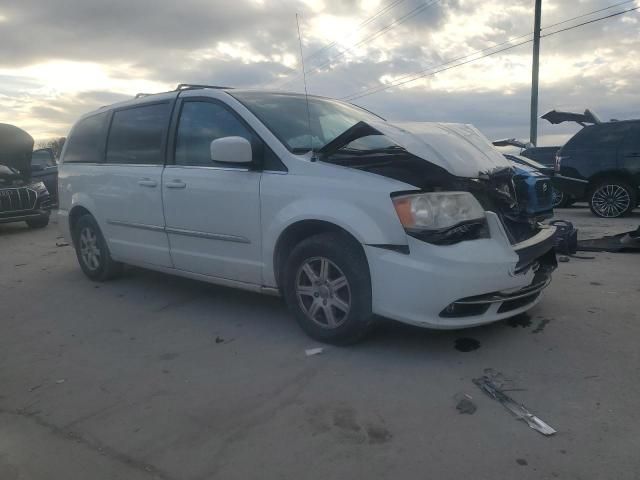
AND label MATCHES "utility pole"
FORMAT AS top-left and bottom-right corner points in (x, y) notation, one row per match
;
(529, 0), (542, 146)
